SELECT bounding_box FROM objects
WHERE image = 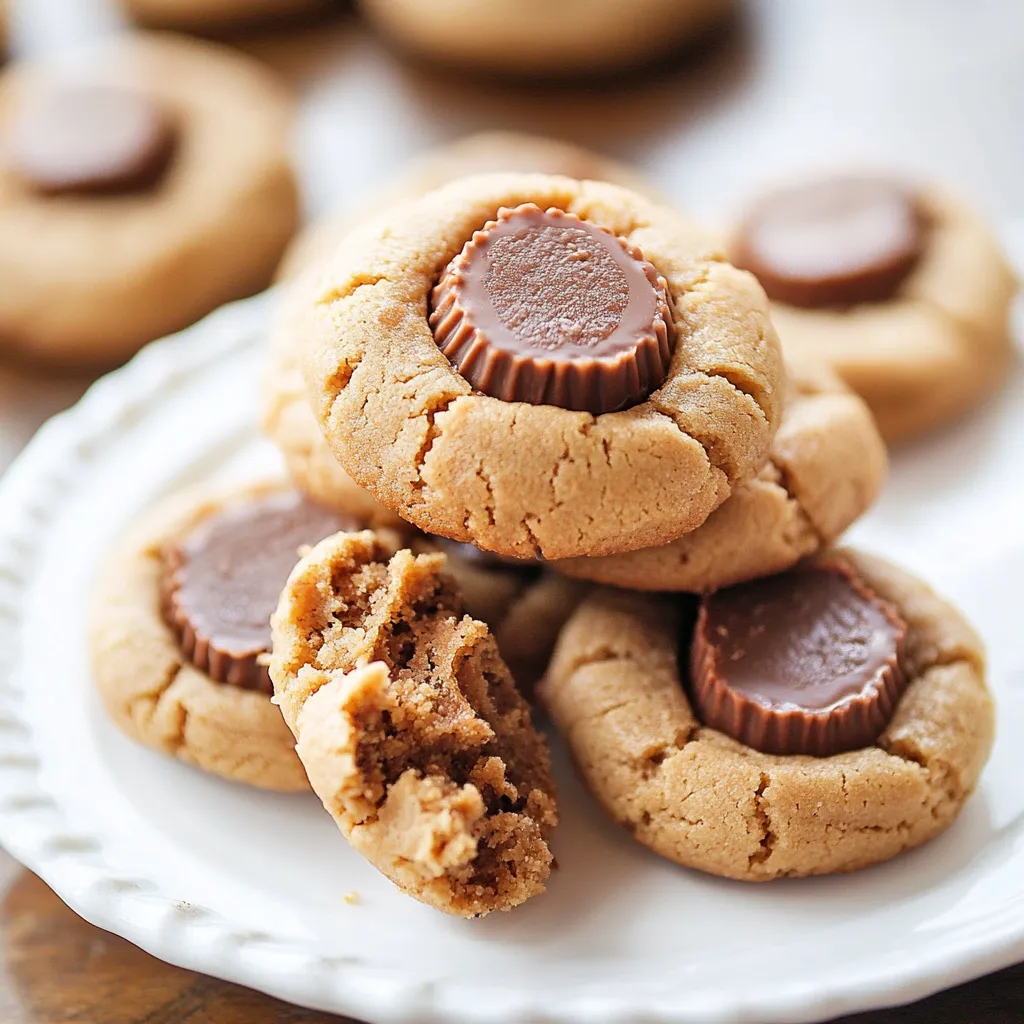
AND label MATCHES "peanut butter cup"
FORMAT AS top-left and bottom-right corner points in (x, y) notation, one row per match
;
(8, 84), (179, 196)
(429, 204), (674, 414)
(732, 178), (925, 309)
(162, 492), (358, 693)
(690, 563), (907, 756)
